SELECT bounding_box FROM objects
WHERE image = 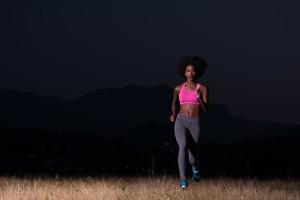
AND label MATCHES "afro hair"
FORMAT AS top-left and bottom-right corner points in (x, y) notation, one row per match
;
(177, 55), (208, 80)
